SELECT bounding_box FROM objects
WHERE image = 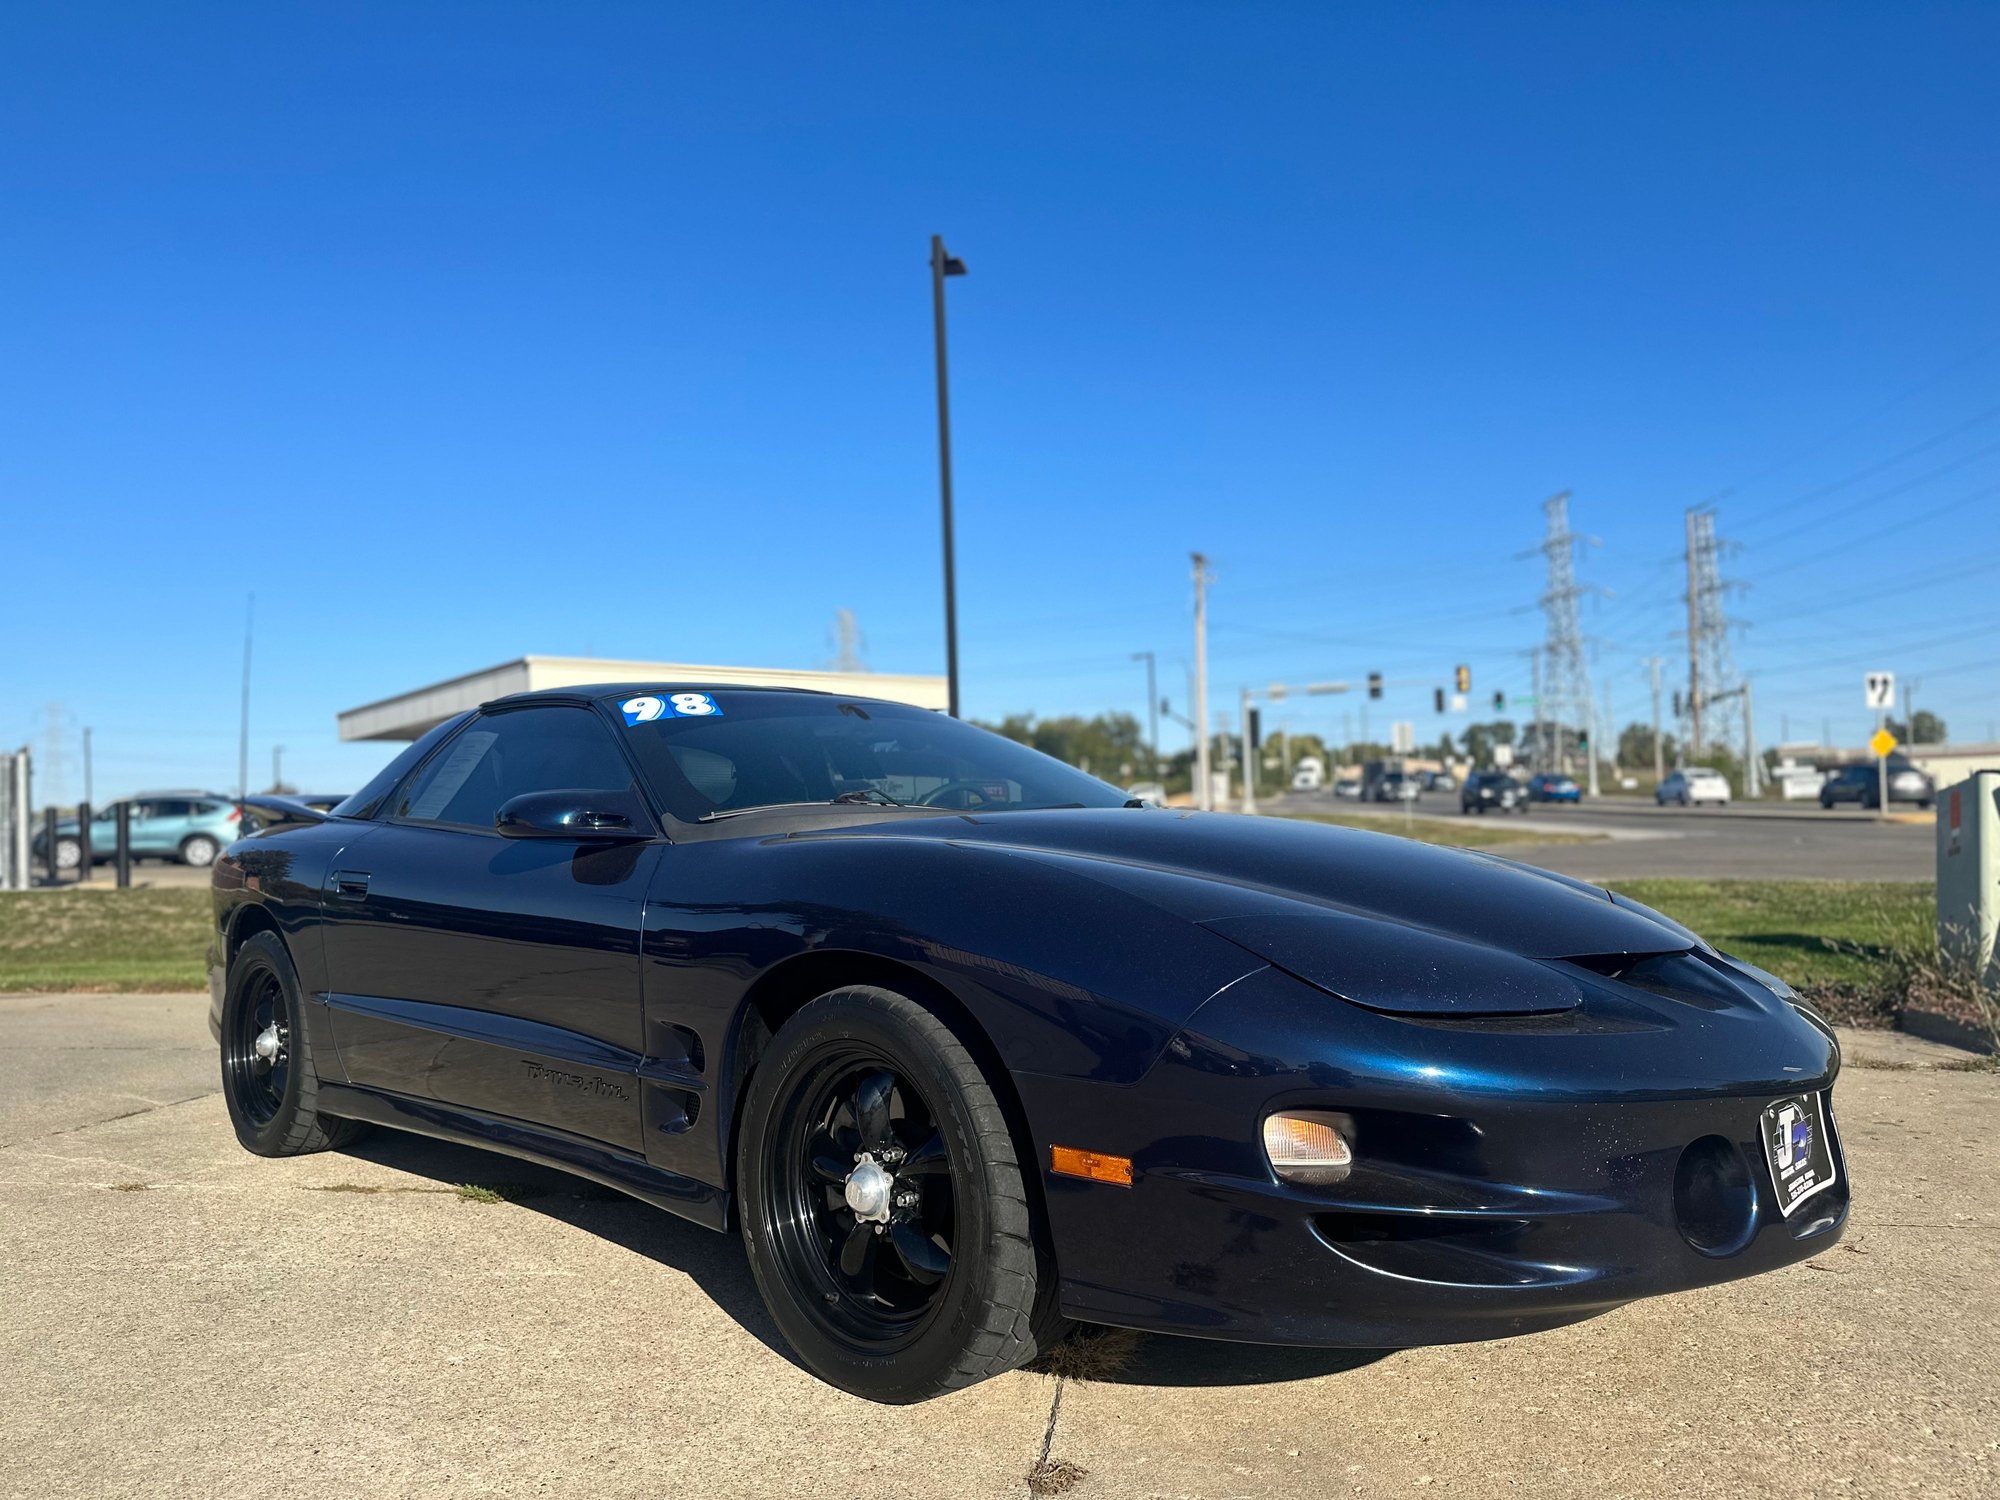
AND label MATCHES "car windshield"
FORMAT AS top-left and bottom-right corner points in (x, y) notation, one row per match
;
(606, 691), (1132, 823)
